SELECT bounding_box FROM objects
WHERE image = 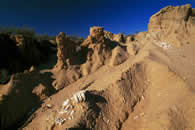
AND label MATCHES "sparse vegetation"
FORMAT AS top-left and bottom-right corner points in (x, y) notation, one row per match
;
(0, 26), (85, 43)
(0, 25), (56, 41)
(0, 25), (36, 37)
